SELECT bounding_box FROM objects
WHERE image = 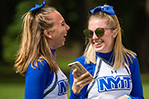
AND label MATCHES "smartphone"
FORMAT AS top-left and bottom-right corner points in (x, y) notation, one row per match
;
(68, 61), (92, 77)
